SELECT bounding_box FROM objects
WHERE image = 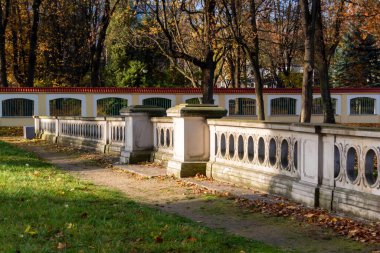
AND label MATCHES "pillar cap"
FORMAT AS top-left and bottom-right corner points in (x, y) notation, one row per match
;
(166, 104), (227, 118)
(120, 105), (167, 117)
